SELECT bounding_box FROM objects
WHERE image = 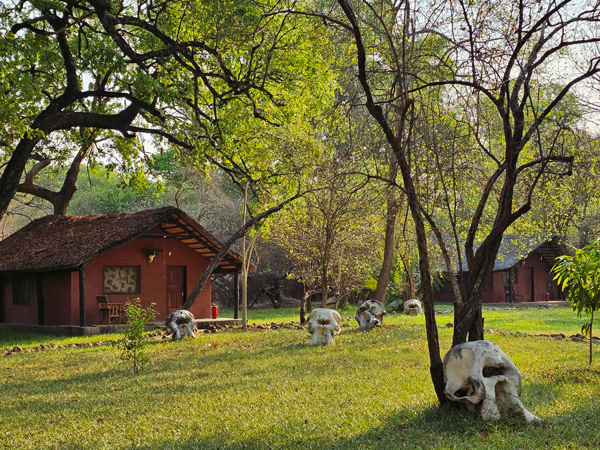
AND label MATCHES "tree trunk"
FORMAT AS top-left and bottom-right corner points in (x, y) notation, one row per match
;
(372, 163), (400, 304)
(412, 203), (445, 403)
(54, 141), (93, 214)
(17, 141), (93, 215)
(0, 137), (41, 220)
(1, 98), (142, 222)
(468, 306), (484, 342)
(453, 229), (505, 345)
(241, 187), (248, 330)
(320, 261), (329, 308)
(589, 309), (594, 365)
(320, 225), (332, 308)
(399, 253), (416, 299)
(300, 289), (318, 324)
(300, 295), (307, 324)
